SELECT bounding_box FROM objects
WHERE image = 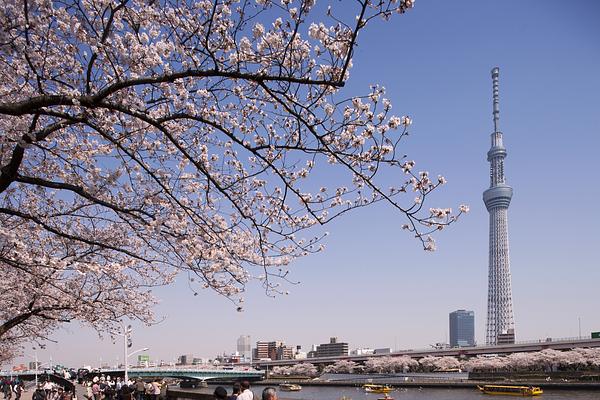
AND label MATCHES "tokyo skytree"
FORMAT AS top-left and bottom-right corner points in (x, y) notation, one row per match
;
(483, 67), (515, 345)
